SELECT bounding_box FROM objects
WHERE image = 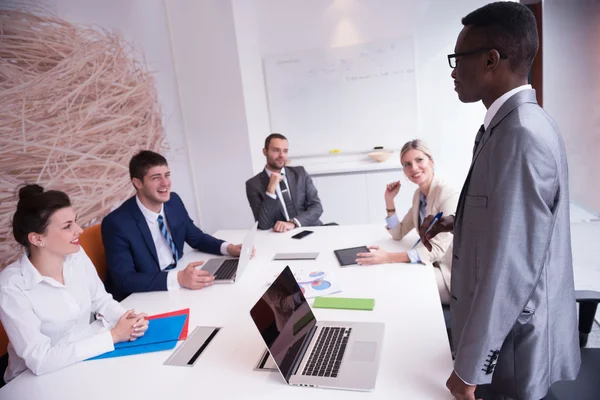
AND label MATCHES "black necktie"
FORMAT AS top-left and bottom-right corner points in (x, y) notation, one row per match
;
(279, 176), (297, 220)
(473, 124), (485, 156)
